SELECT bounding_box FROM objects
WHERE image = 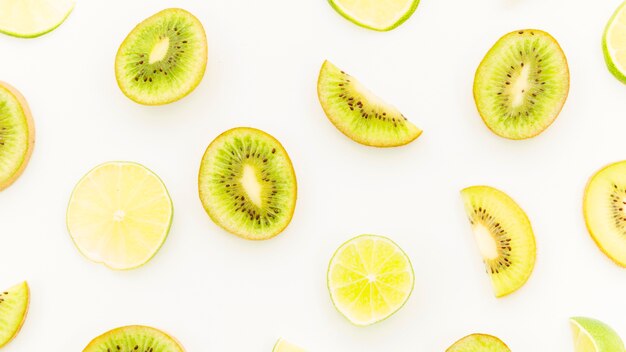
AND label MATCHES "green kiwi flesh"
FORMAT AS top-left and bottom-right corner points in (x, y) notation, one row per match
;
(0, 82), (34, 191)
(0, 281), (29, 348)
(83, 325), (183, 352)
(317, 60), (422, 147)
(198, 127), (297, 240)
(446, 334), (511, 352)
(473, 29), (569, 139)
(460, 186), (536, 298)
(115, 8), (207, 105)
